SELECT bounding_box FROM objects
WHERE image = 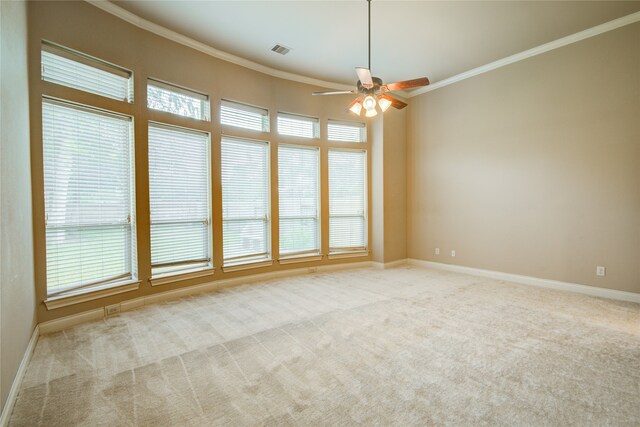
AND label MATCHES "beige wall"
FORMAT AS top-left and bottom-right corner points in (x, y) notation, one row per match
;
(25, 0), (638, 329)
(383, 108), (407, 262)
(407, 22), (640, 293)
(1, 0), (37, 411)
(28, 1), (388, 323)
(370, 108), (408, 264)
(371, 116), (385, 263)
